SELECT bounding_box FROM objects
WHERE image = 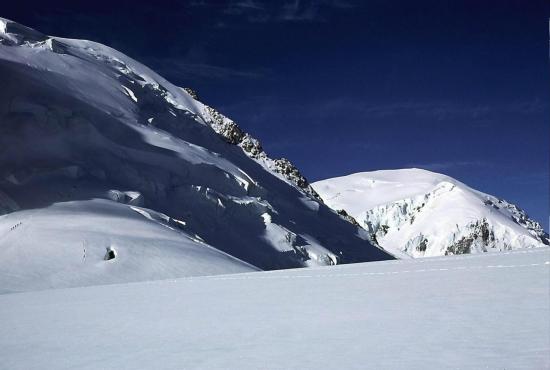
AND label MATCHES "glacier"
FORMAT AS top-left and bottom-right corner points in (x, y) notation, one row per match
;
(0, 17), (390, 292)
(313, 168), (549, 258)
